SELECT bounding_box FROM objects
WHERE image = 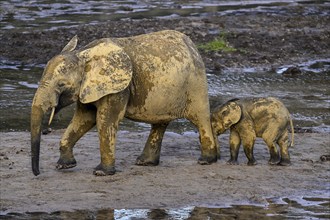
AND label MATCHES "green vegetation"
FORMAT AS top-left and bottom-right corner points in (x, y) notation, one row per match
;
(198, 34), (236, 52)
